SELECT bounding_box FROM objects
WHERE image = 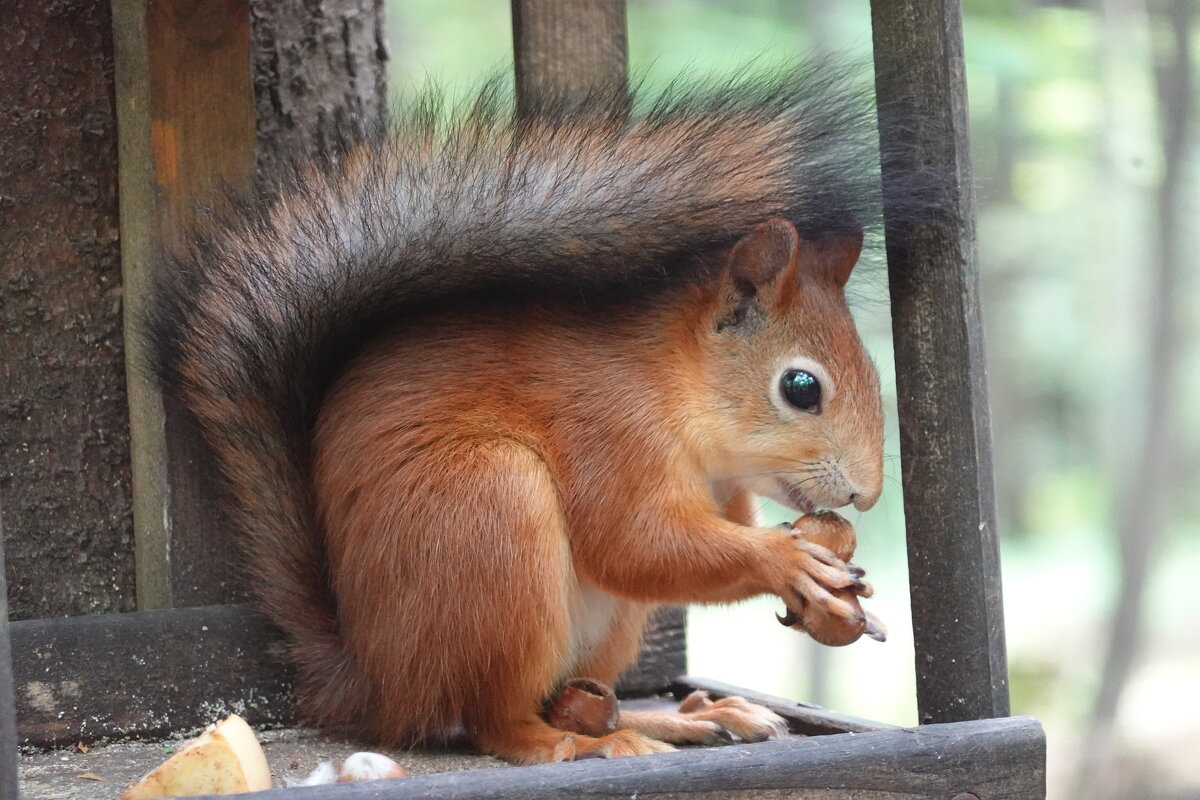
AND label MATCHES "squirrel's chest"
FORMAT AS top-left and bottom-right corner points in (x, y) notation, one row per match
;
(565, 580), (623, 671)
